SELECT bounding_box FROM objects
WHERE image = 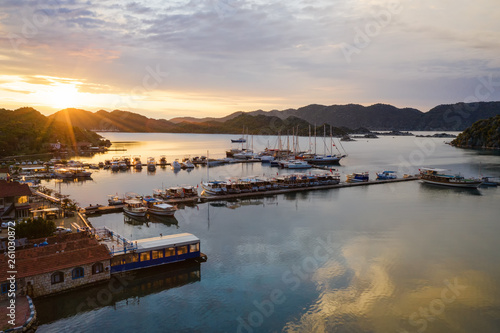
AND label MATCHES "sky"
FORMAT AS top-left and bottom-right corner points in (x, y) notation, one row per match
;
(1, 0), (500, 119)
